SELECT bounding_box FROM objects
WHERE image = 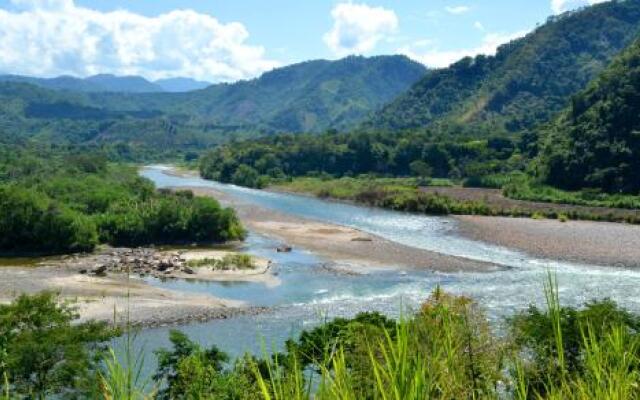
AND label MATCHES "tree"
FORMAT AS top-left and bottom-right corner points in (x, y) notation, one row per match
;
(0, 293), (116, 399)
(154, 330), (229, 400)
(409, 160), (433, 183)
